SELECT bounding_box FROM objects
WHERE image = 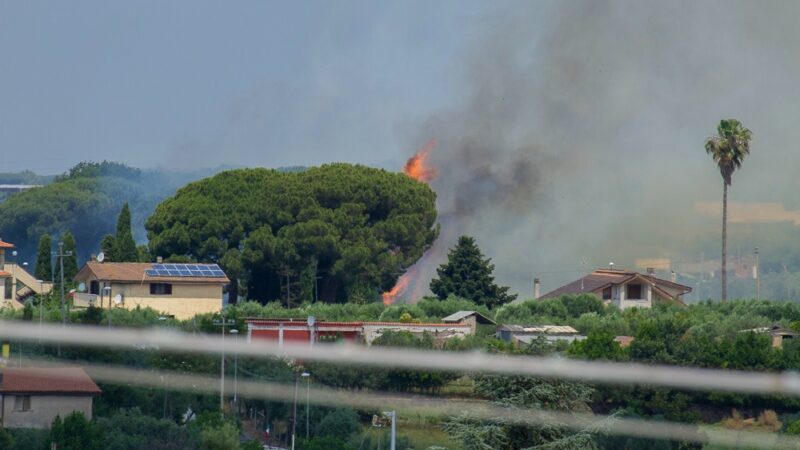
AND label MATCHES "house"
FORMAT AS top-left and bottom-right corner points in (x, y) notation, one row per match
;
(441, 310), (496, 333)
(540, 268), (692, 309)
(740, 325), (798, 349)
(73, 262), (229, 320)
(614, 336), (635, 348)
(0, 367), (101, 428)
(497, 324), (584, 346)
(246, 317), (473, 346)
(0, 239), (53, 309)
